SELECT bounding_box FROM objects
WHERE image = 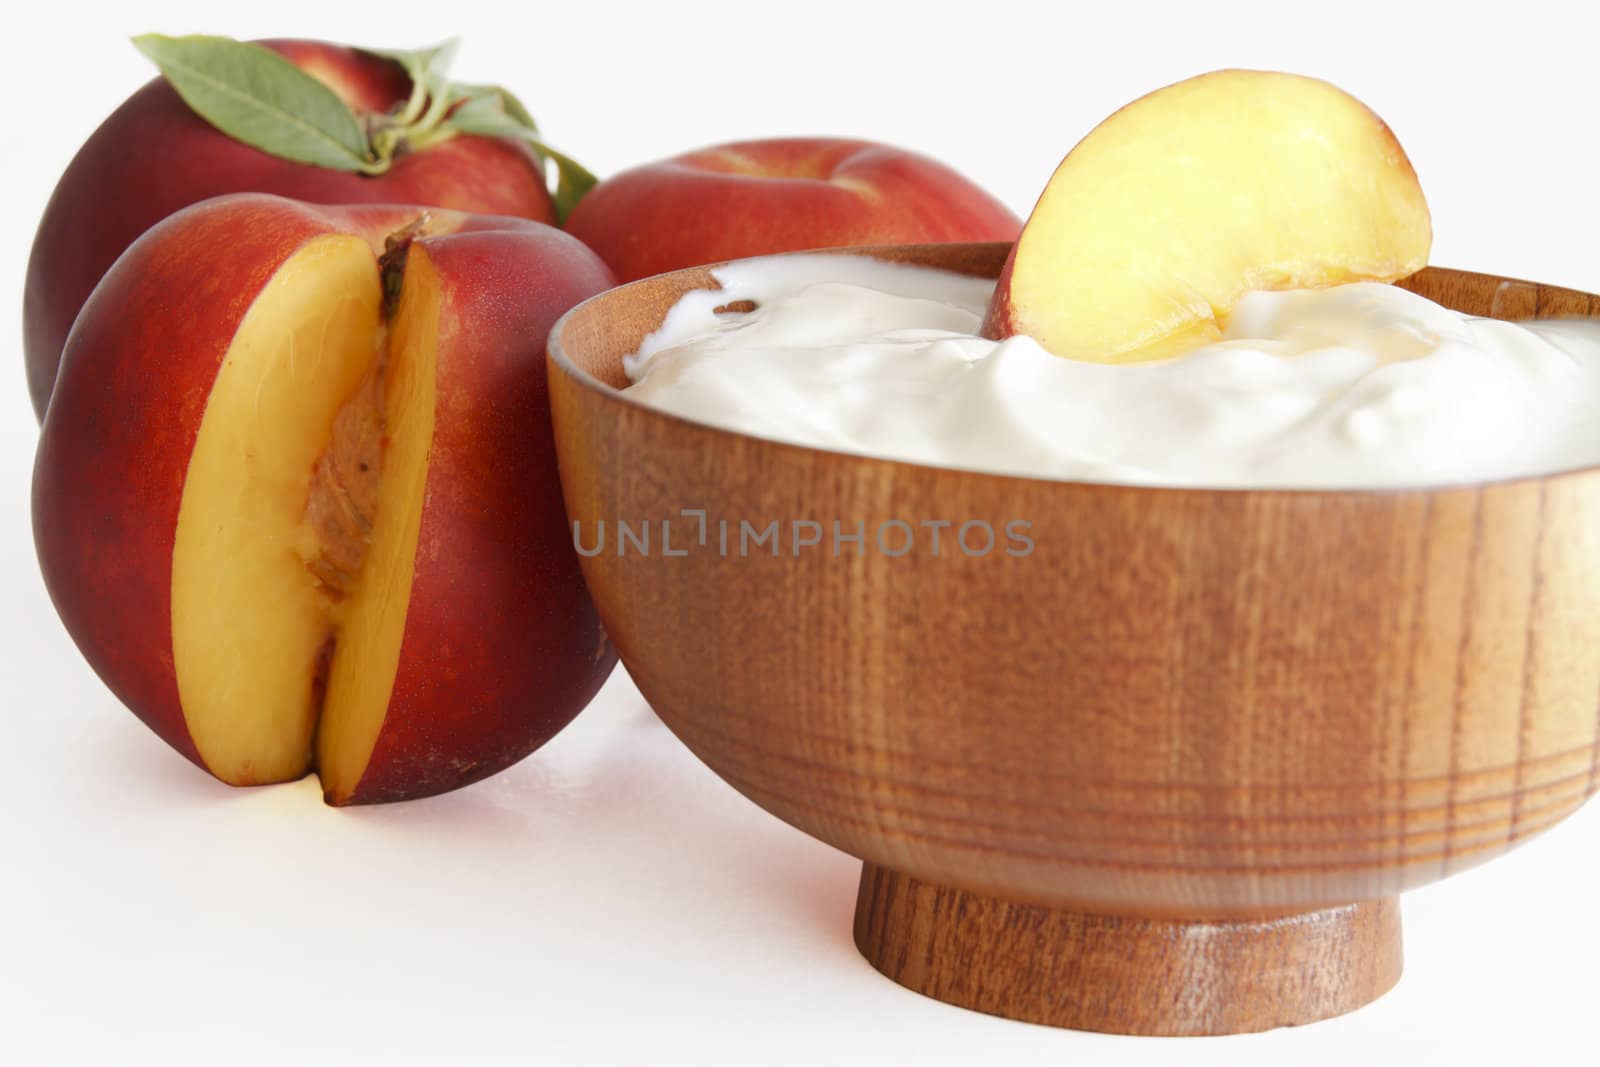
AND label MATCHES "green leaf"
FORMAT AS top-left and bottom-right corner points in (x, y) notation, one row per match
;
(366, 39), (459, 127)
(455, 82), (539, 133)
(369, 38), (459, 82)
(133, 34), (374, 171)
(444, 95), (596, 223)
(538, 142), (600, 225)
(444, 93), (531, 139)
